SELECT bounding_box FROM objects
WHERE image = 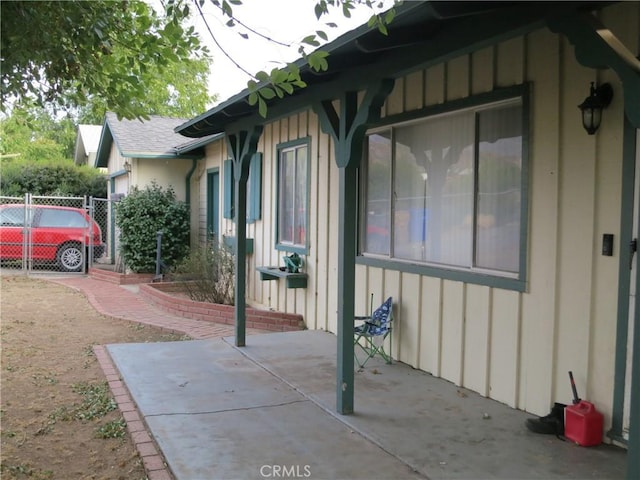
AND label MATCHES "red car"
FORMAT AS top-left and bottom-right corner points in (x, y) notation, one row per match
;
(0, 204), (105, 272)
